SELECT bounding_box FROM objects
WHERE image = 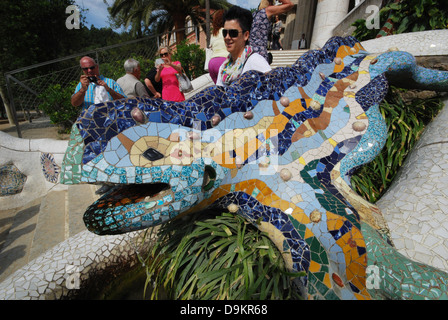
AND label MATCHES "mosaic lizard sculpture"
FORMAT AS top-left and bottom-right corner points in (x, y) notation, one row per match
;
(61, 36), (448, 300)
